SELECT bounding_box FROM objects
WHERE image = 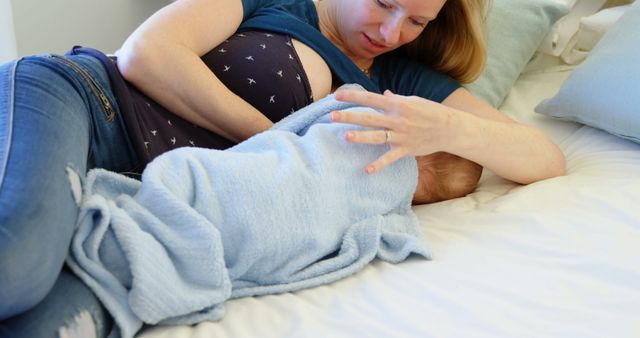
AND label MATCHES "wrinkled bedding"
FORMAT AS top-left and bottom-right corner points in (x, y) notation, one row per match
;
(135, 53), (640, 338)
